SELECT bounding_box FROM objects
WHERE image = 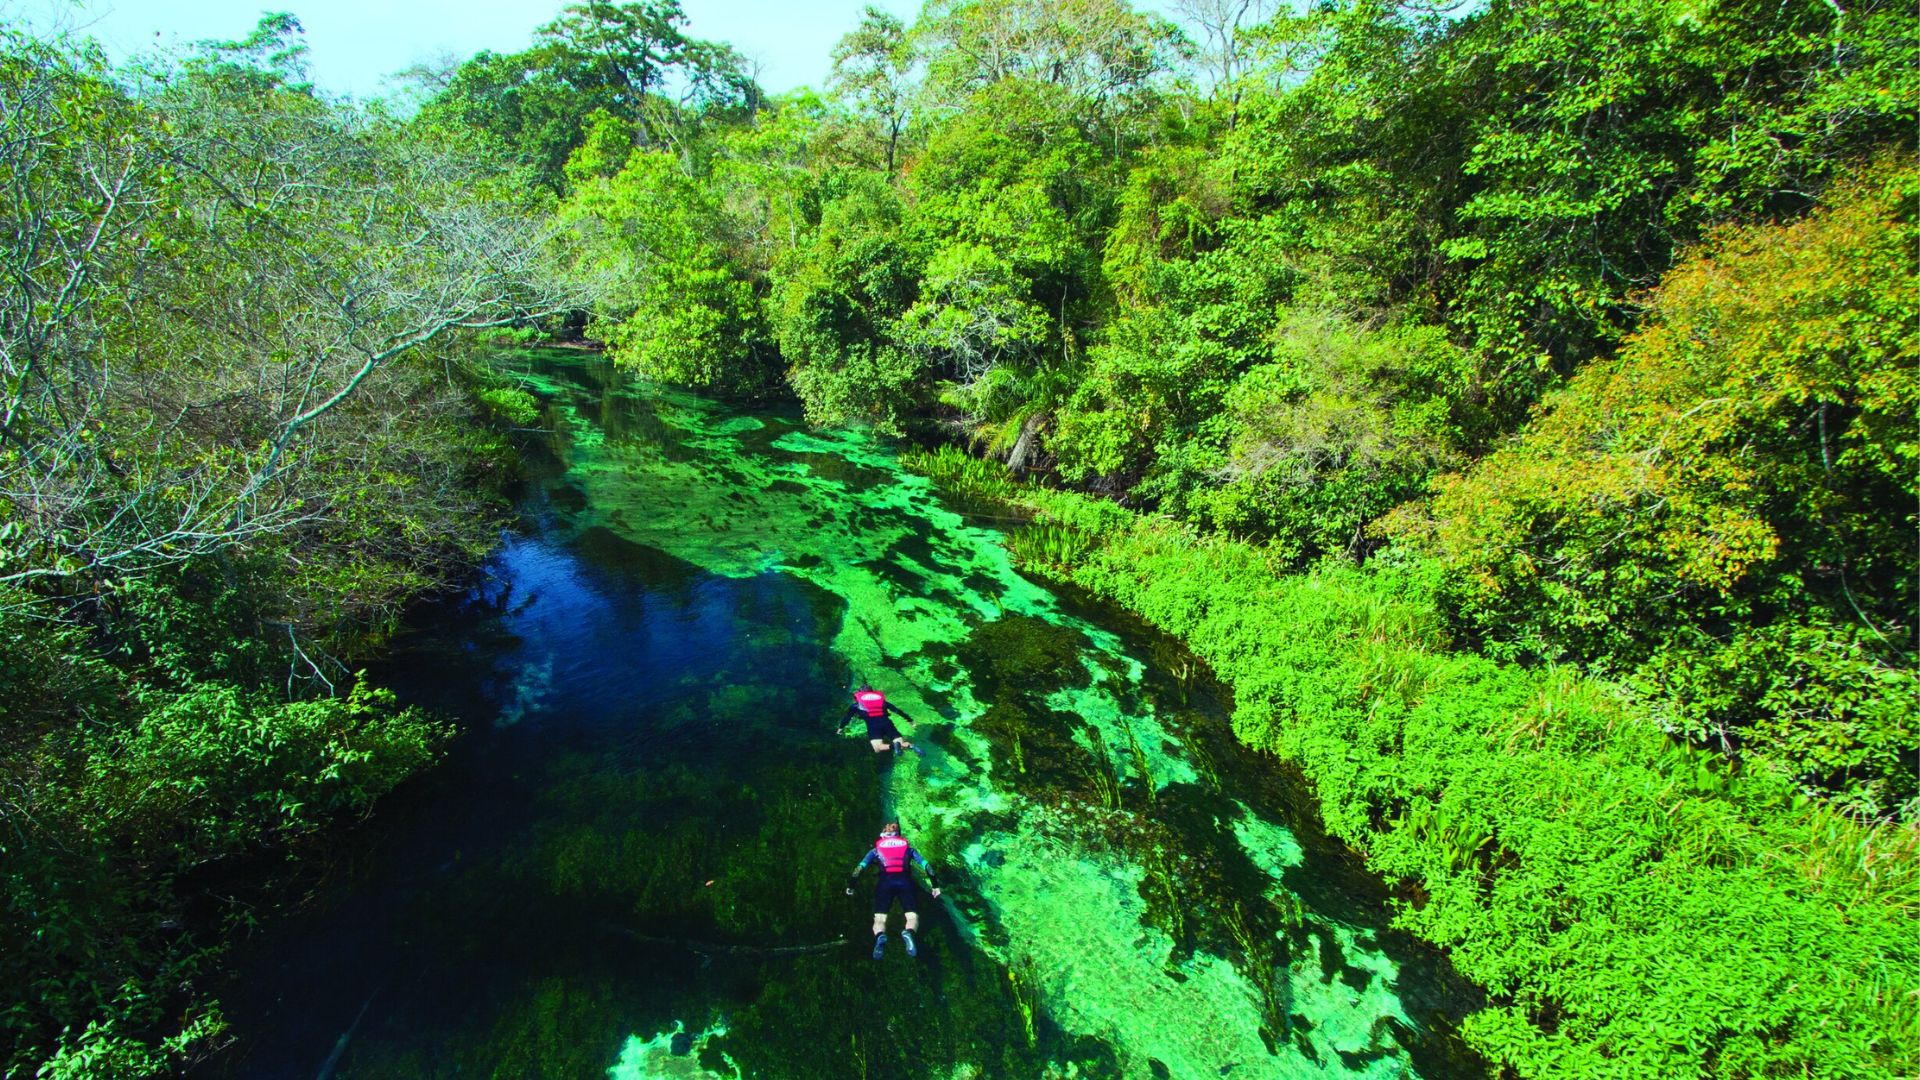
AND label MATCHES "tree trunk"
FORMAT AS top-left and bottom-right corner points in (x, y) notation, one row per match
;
(1006, 412), (1045, 474)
